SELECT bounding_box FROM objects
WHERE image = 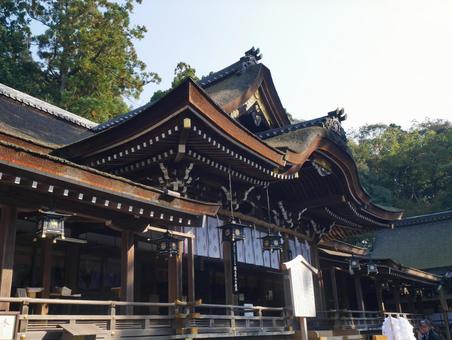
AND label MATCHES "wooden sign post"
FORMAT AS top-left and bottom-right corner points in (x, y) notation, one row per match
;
(283, 255), (319, 340)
